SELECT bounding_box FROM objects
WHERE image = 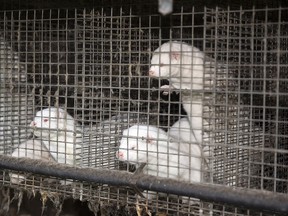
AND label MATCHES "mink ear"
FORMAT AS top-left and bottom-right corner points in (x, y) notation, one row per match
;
(170, 51), (180, 61)
(146, 136), (155, 144)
